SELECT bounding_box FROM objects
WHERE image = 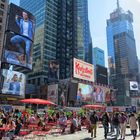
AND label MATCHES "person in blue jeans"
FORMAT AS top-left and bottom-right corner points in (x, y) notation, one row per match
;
(10, 11), (34, 67)
(112, 113), (120, 138)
